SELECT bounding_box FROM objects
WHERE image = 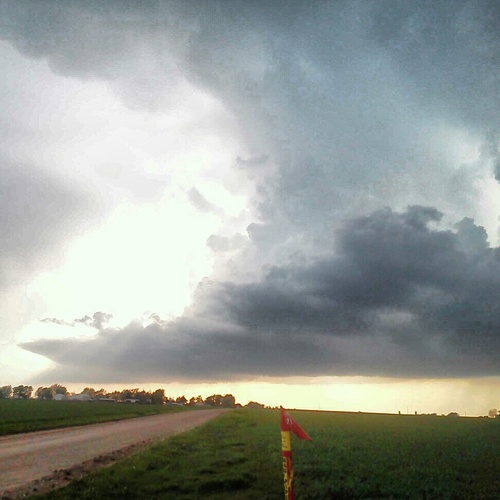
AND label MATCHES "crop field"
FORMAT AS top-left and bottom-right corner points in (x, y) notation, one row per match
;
(32, 409), (499, 499)
(0, 399), (185, 436)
